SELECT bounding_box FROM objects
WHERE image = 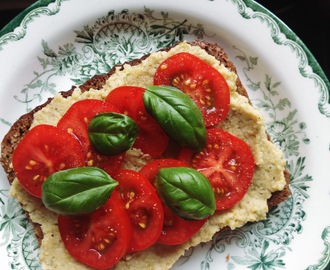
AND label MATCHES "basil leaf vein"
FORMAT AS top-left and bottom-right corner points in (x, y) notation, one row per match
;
(88, 112), (138, 156)
(156, 167), (215, 220)
(42, 167), (118, 215)
(144, 85), (206, 152)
